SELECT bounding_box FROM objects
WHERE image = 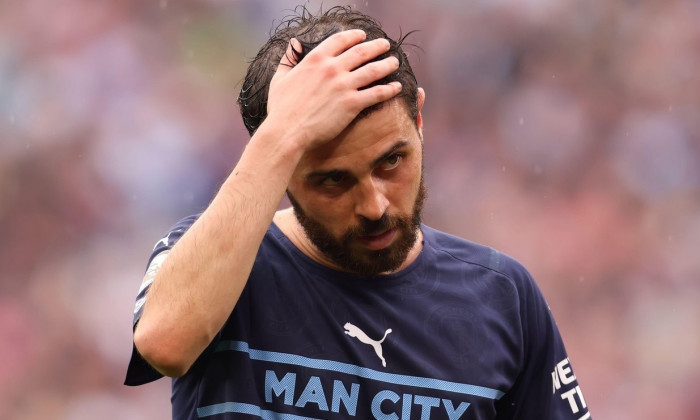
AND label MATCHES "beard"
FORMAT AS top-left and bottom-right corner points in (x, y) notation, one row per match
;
(287, 176), (427, 277)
